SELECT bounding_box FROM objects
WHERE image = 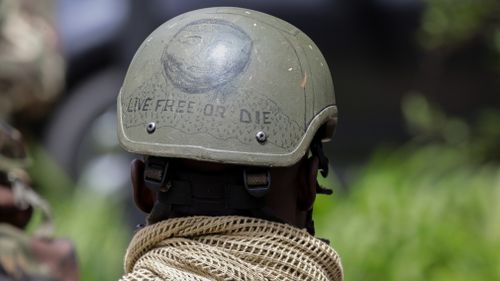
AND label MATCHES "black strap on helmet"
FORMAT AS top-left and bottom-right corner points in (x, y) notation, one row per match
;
(143, 144), (333, 238)
(310, 137), (333, 195)
(306, 137), (334, 238)
(144, 157), (171, 192)
(143, 157), (271, 219)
